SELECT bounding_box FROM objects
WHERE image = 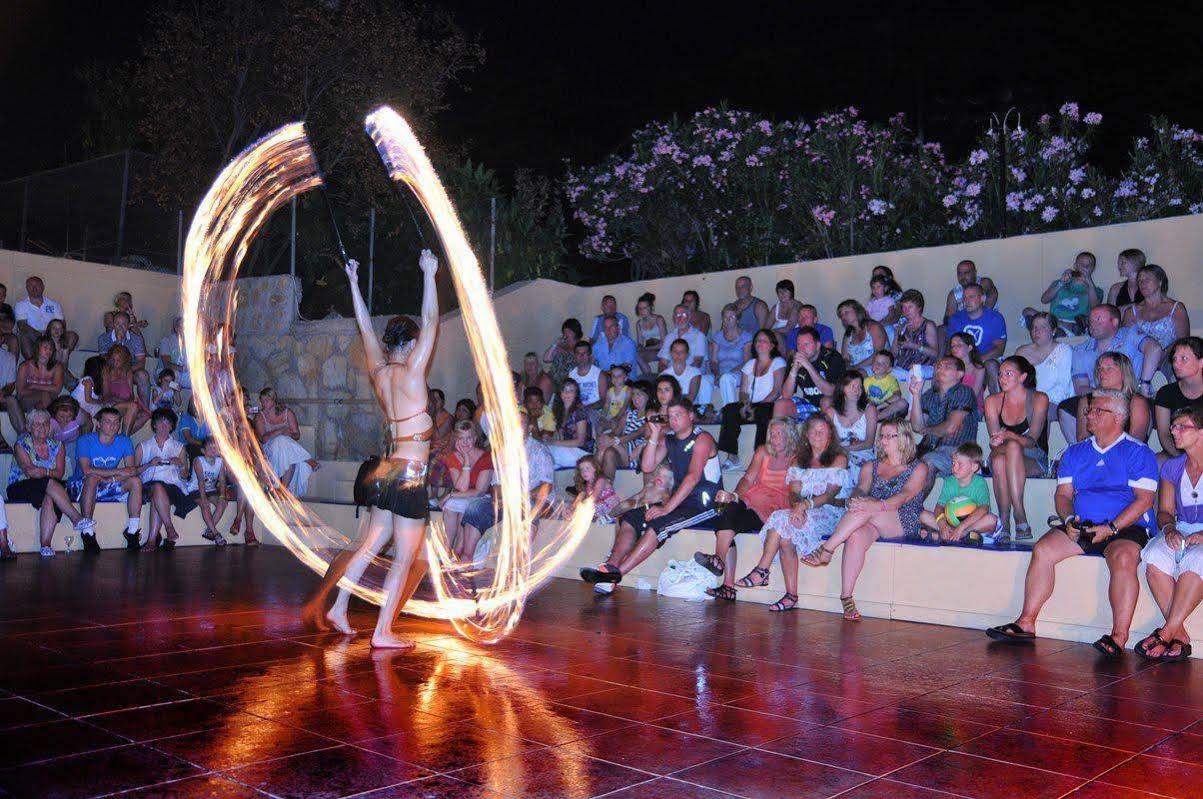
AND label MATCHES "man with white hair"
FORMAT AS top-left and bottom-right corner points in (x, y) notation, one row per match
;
(987, 389), (1157, 659)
